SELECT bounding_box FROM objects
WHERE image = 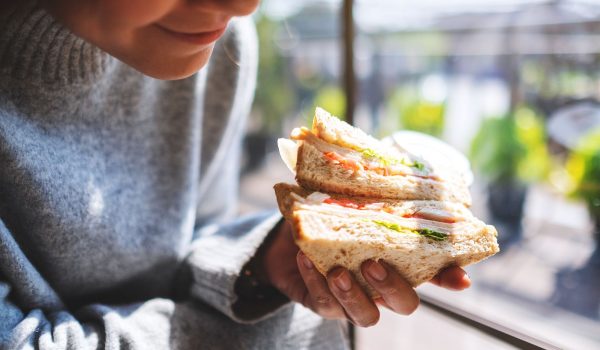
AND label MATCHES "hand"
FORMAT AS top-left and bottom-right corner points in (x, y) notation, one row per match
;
(259, 221), (471, 327)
